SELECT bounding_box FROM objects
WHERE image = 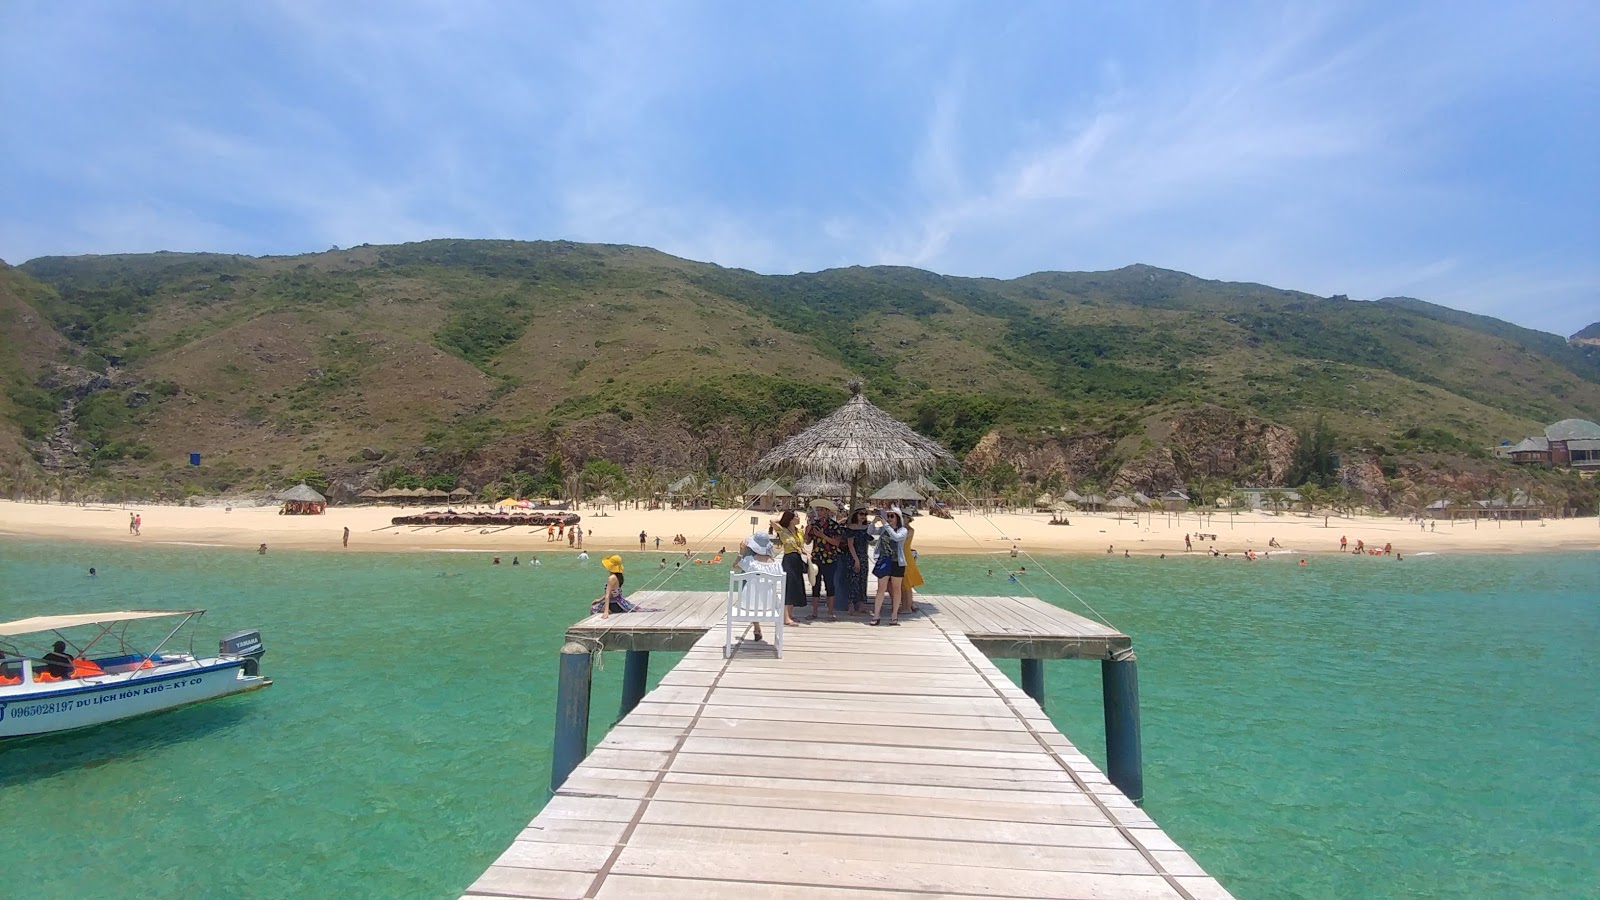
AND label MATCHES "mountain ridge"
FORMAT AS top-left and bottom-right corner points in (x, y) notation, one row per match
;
(2, 240), (1596, 505)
